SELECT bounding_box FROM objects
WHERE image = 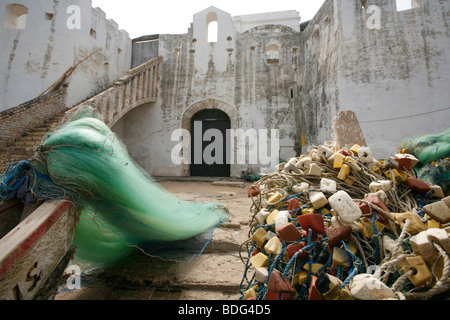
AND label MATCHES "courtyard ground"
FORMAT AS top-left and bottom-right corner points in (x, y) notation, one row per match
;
(55, 178), (253, 300)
